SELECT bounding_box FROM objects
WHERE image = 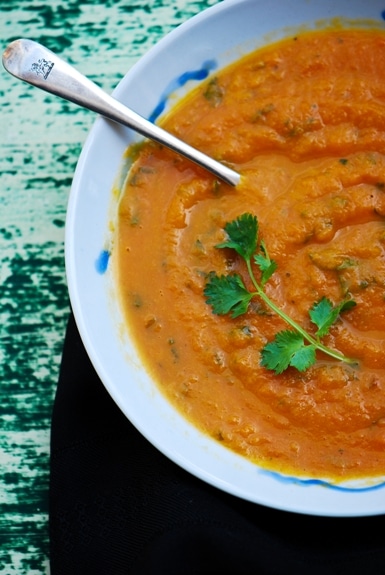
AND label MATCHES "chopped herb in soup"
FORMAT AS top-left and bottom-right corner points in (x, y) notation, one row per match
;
(116, 29), (385, 480)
